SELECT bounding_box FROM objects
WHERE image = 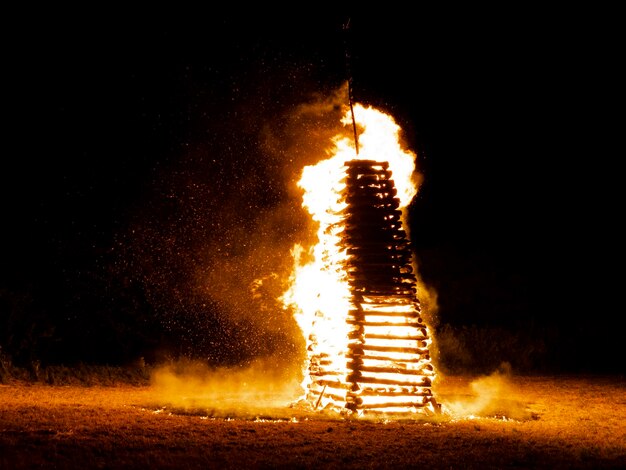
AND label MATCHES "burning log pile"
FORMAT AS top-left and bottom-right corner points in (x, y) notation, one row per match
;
(305, 159), (439, 416)
(283, 103), (439, 418)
